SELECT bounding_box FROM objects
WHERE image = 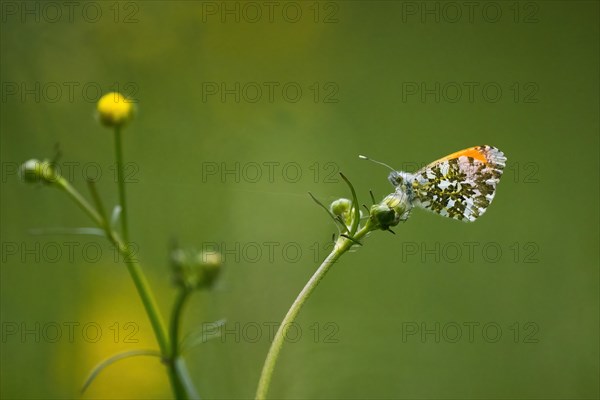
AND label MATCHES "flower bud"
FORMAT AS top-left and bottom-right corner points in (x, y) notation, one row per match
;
(170, 248), (223, 290)
(369, 203), (399, 231)
(369, 192), (412, 230)
(97, 92), (134, 128)
(330, 197), (358, 227)
(330, 198), (352, 217)
(19, 159), (59, 184)
(196, 251), (222, 289)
